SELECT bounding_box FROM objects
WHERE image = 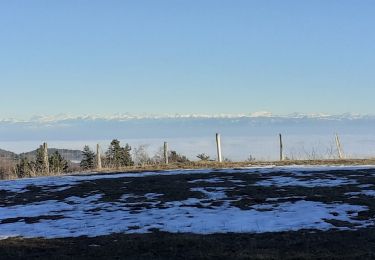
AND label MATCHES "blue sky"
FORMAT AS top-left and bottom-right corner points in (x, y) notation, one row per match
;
(0, 0), (374, 119)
